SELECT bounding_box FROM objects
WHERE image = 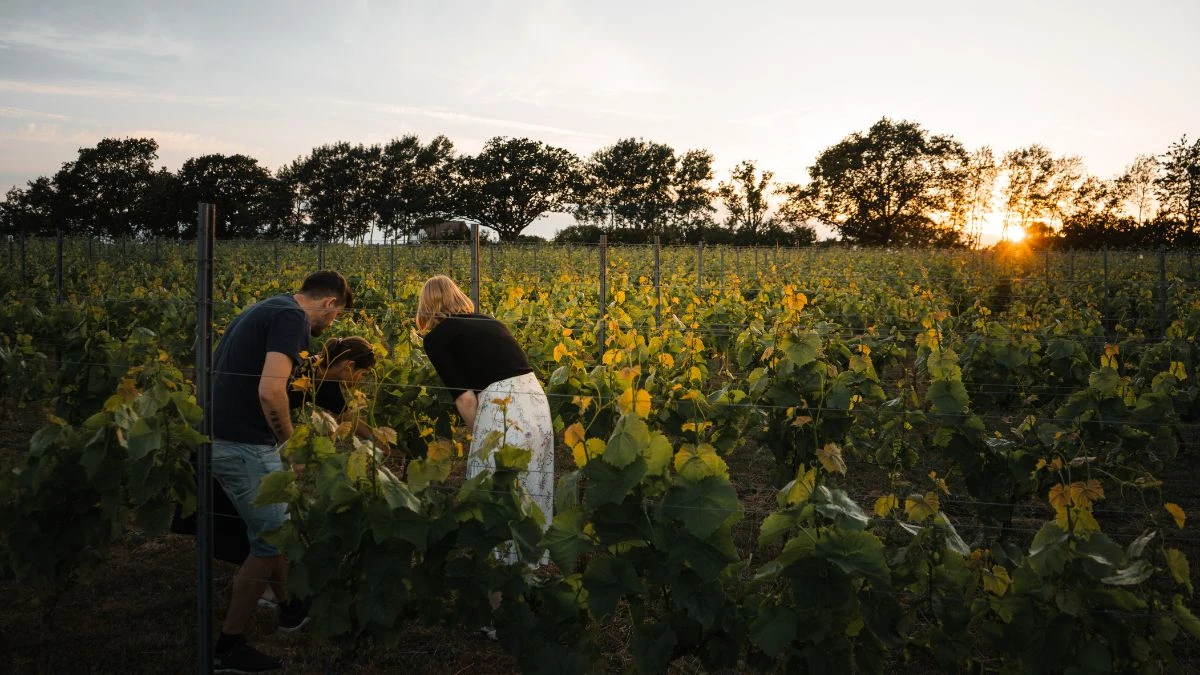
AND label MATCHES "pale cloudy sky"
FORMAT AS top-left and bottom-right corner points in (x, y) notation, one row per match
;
(1, 0), (1197, 239)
